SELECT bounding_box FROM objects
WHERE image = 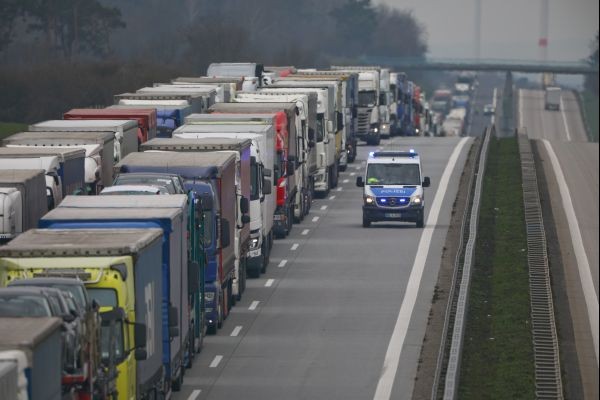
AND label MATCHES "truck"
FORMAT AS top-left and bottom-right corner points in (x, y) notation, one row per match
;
(0, 147), (85, 209)
(0, 318), (63, 400)
(64, 108), (158, 144)
(169, 120), (275, 277)
(544, 86), (561, 111)
(441, 108), (467, 137)
(331, 67), (381, 145)
(172, 77), (244, 98)
(135, 86), (217, 110)
(115, 152), (236, 336)
(430, 89), (453, 116)
(0, 170), (47, 243)
(206, 62), (264, 90)
(2, 131), (115, 194)
(152, 83), (227, 103)
(139, 137), (251, 301)
(29, 119), (138, 163)
(267, 81), (338, 195)
(108, 100), (193, 139)
(207, 102), (298, 236)
(0, 228), (164, 399)
(38, 195), (196, 392)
